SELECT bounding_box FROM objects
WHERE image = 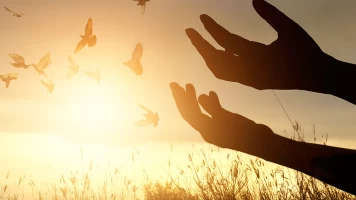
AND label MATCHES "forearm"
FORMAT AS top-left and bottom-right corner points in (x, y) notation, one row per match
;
(320, 54), (356, 105)
(261, 131), (356, 195)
